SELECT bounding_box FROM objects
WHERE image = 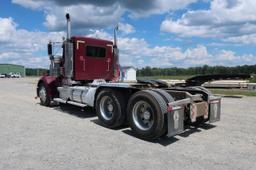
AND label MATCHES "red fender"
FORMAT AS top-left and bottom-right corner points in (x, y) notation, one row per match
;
(37, 76), (61, 99)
